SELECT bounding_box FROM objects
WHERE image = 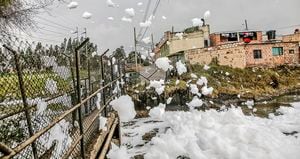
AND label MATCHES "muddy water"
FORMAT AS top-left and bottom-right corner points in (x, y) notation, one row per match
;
(242, 94), (300, 117)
